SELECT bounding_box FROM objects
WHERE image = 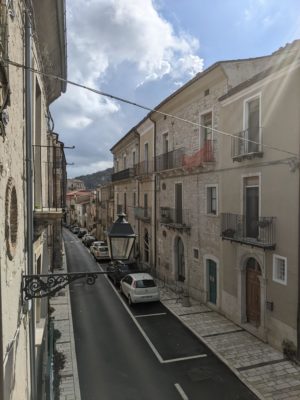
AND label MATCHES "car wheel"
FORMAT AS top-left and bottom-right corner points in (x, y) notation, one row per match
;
(128, 295), (132, 306)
